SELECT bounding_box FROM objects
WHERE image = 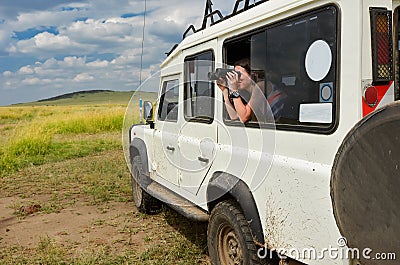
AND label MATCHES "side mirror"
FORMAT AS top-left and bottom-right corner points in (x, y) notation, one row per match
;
(143, 101), (154, 123)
